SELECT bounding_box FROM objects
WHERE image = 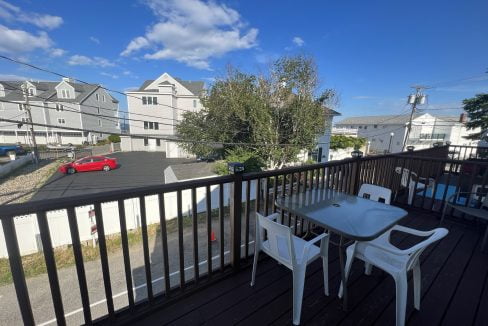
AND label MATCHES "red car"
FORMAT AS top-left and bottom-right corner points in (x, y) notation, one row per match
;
(59, 156), (117, 174)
